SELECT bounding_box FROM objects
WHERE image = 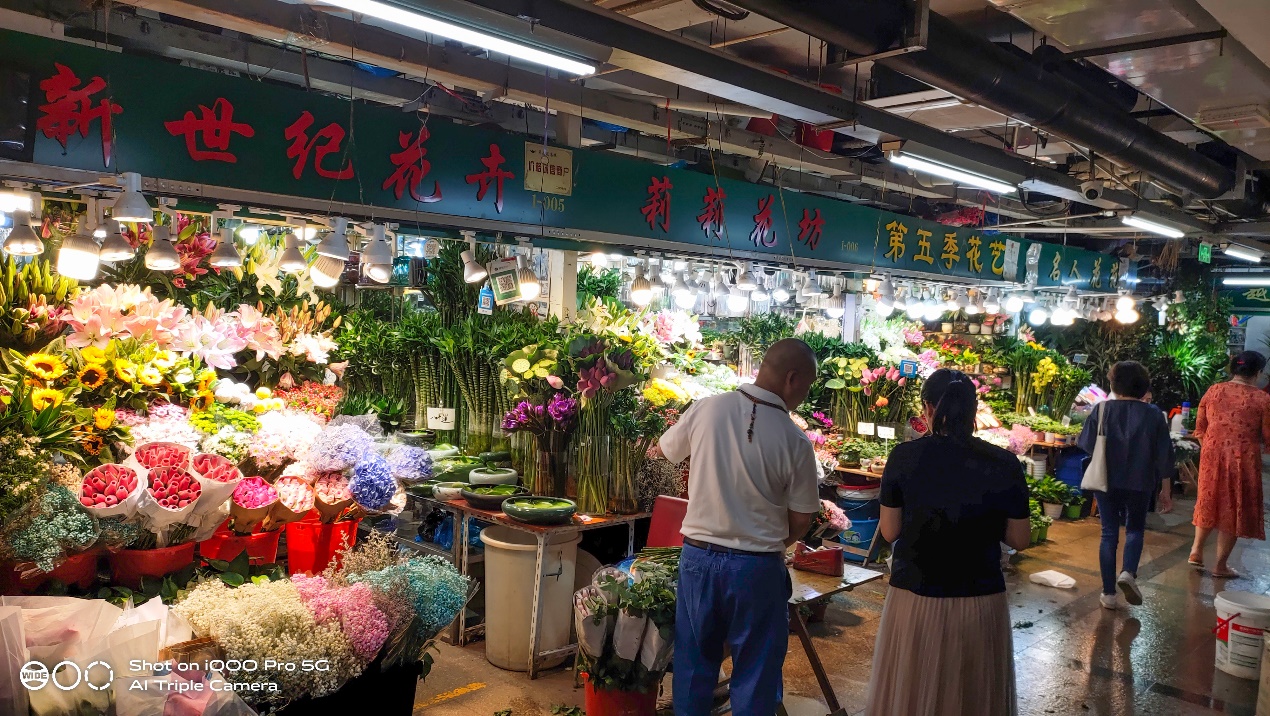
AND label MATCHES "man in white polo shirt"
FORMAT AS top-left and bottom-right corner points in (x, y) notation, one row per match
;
(657, 338), (821, 716)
